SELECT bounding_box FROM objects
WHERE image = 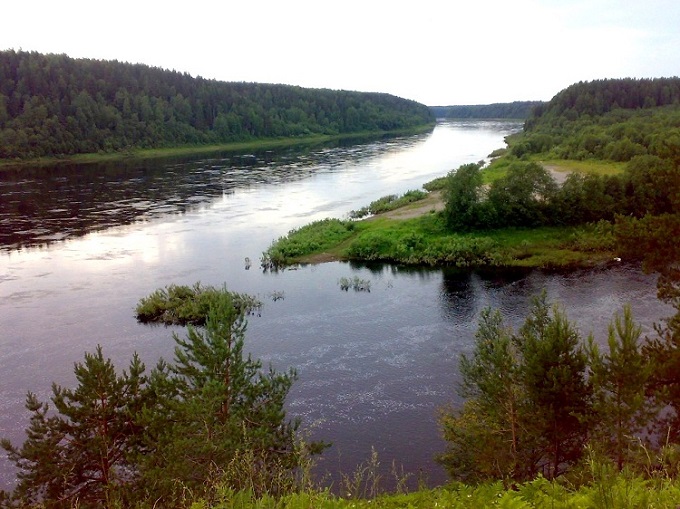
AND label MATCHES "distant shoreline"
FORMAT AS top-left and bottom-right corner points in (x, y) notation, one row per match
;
(0, 124), (435, 171)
